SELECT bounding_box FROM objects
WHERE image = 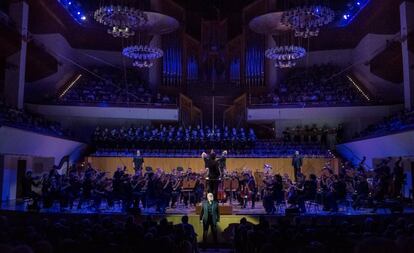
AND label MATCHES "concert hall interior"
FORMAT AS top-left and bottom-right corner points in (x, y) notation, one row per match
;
(1, 0), (414, 252)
